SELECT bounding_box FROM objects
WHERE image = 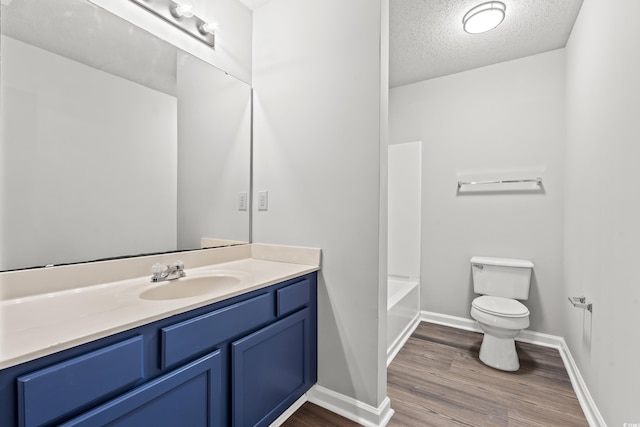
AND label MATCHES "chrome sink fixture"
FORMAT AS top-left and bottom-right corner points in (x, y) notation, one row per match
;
(151, 261), (186, 282)
(140, 273), (244, 300)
